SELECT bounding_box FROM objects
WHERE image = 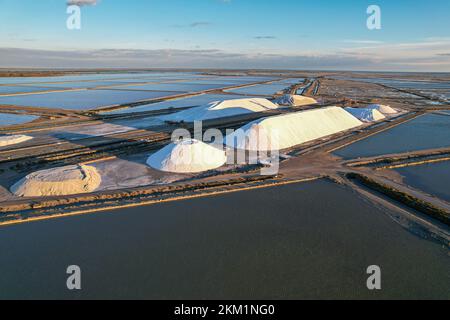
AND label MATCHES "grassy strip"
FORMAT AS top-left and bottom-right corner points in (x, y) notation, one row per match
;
(346, 172), (449, 226)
